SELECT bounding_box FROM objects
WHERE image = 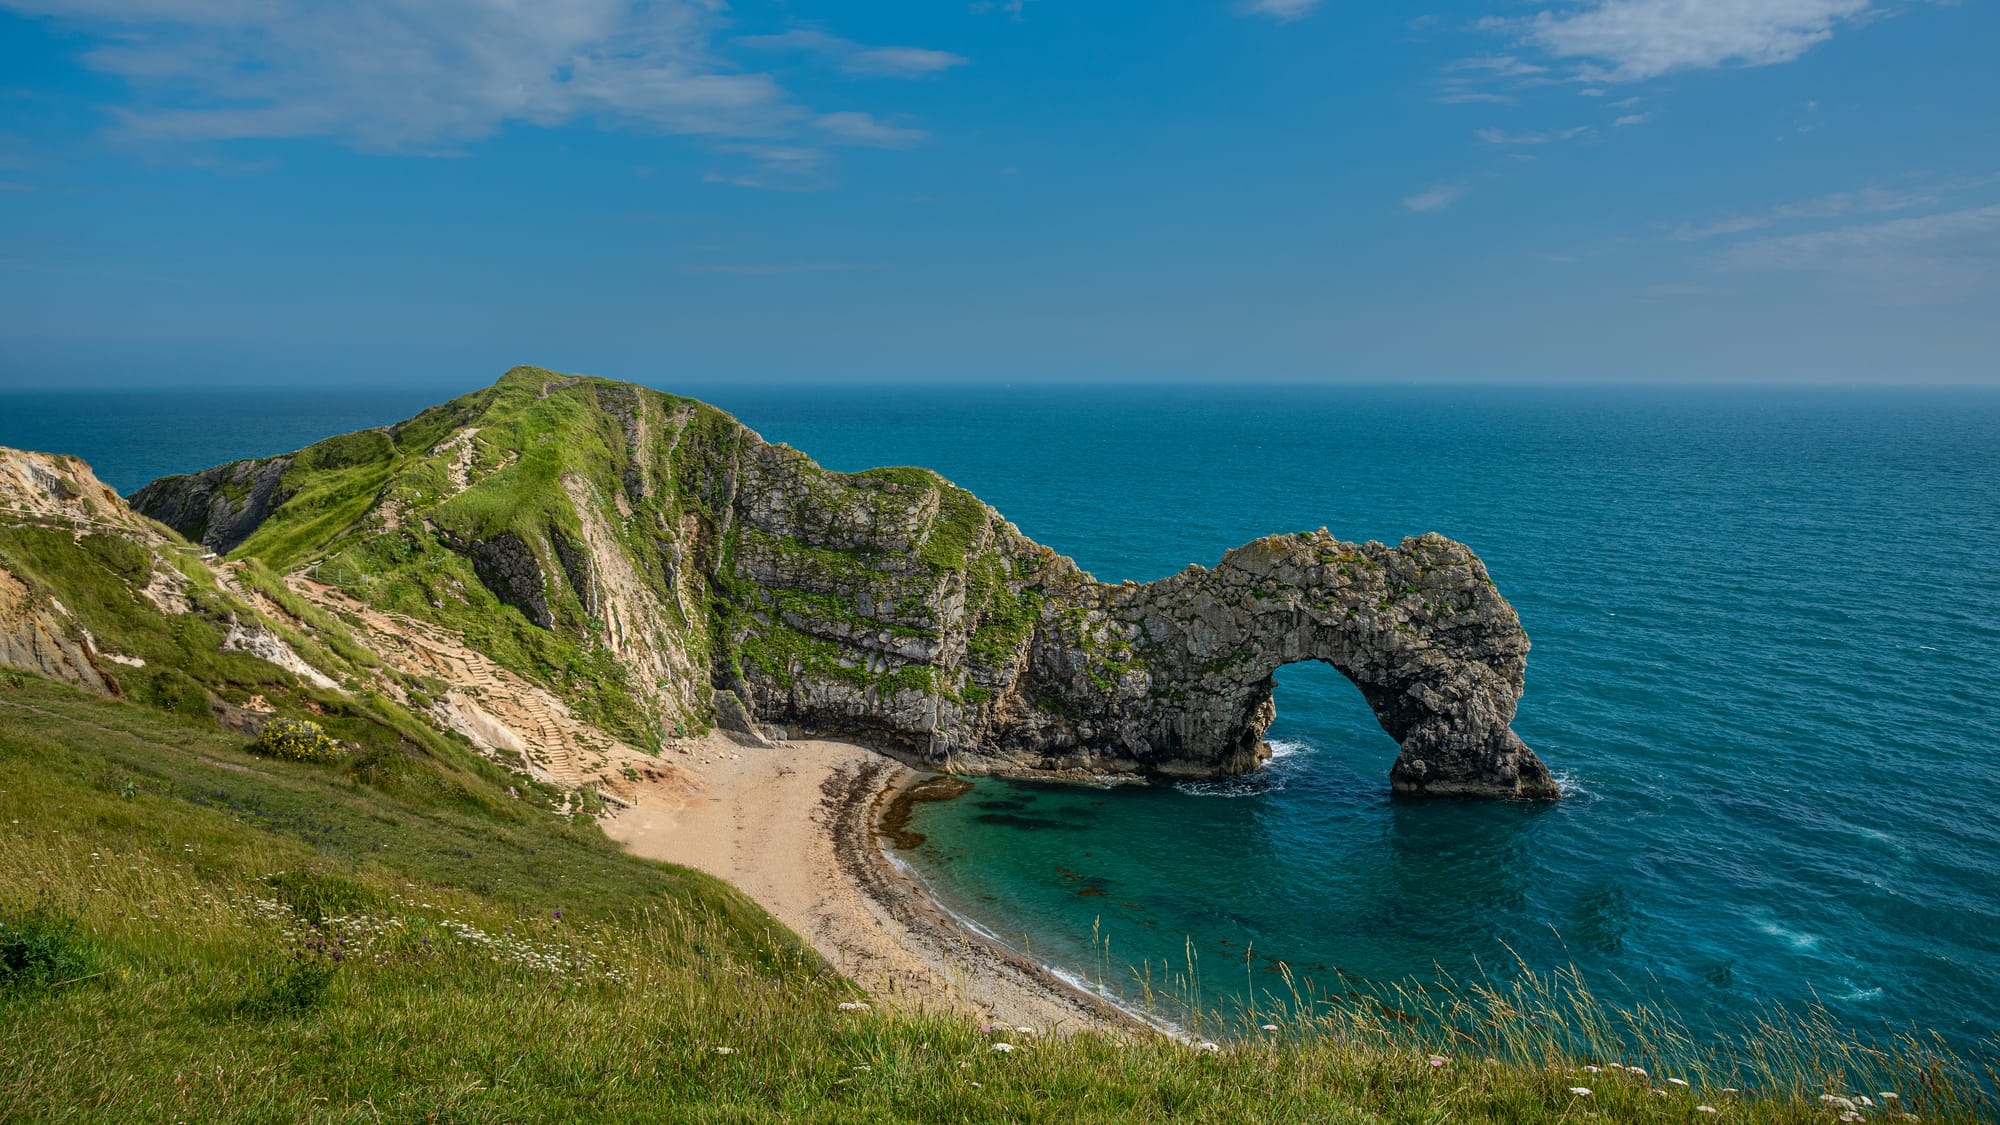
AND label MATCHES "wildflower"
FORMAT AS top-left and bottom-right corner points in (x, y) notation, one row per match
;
(1568, 1087), (1593, 1097)
(991, 1043), (1017, 1053)
(1820, 1096), (1858, 1112)
(1260, 1024), (1279, 1032)
(969, 1082), (982, 1088)
(1651, 1089), (1670, 1098)
(1857, 1097), (1875, 1108)
(1016, 1026), (1034, 1035)
(1428, 1056), (1447, 1067)
(1628, 1066), (1649, 1077)
(713, 1047), (735, 1055)
(1722, 1088), (1740, 1094)
(1198, 1042), (1220, 1053)
(837, 1001), (869, 1012)
(958, 1062), (971, 1069)
(1697, 1106), (1718, 1114)
(1879, 1093), (1899, 1101)
(1839, 1115), (1865, 1124)
(1668, 1078), (1690, 1088)
(1580, 1065), (1601, 1074)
